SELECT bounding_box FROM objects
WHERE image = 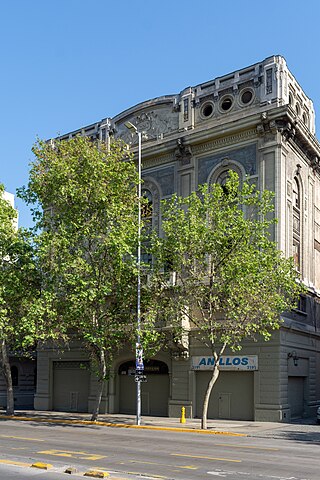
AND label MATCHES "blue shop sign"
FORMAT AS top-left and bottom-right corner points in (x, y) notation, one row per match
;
(191, 355), (258, 371)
